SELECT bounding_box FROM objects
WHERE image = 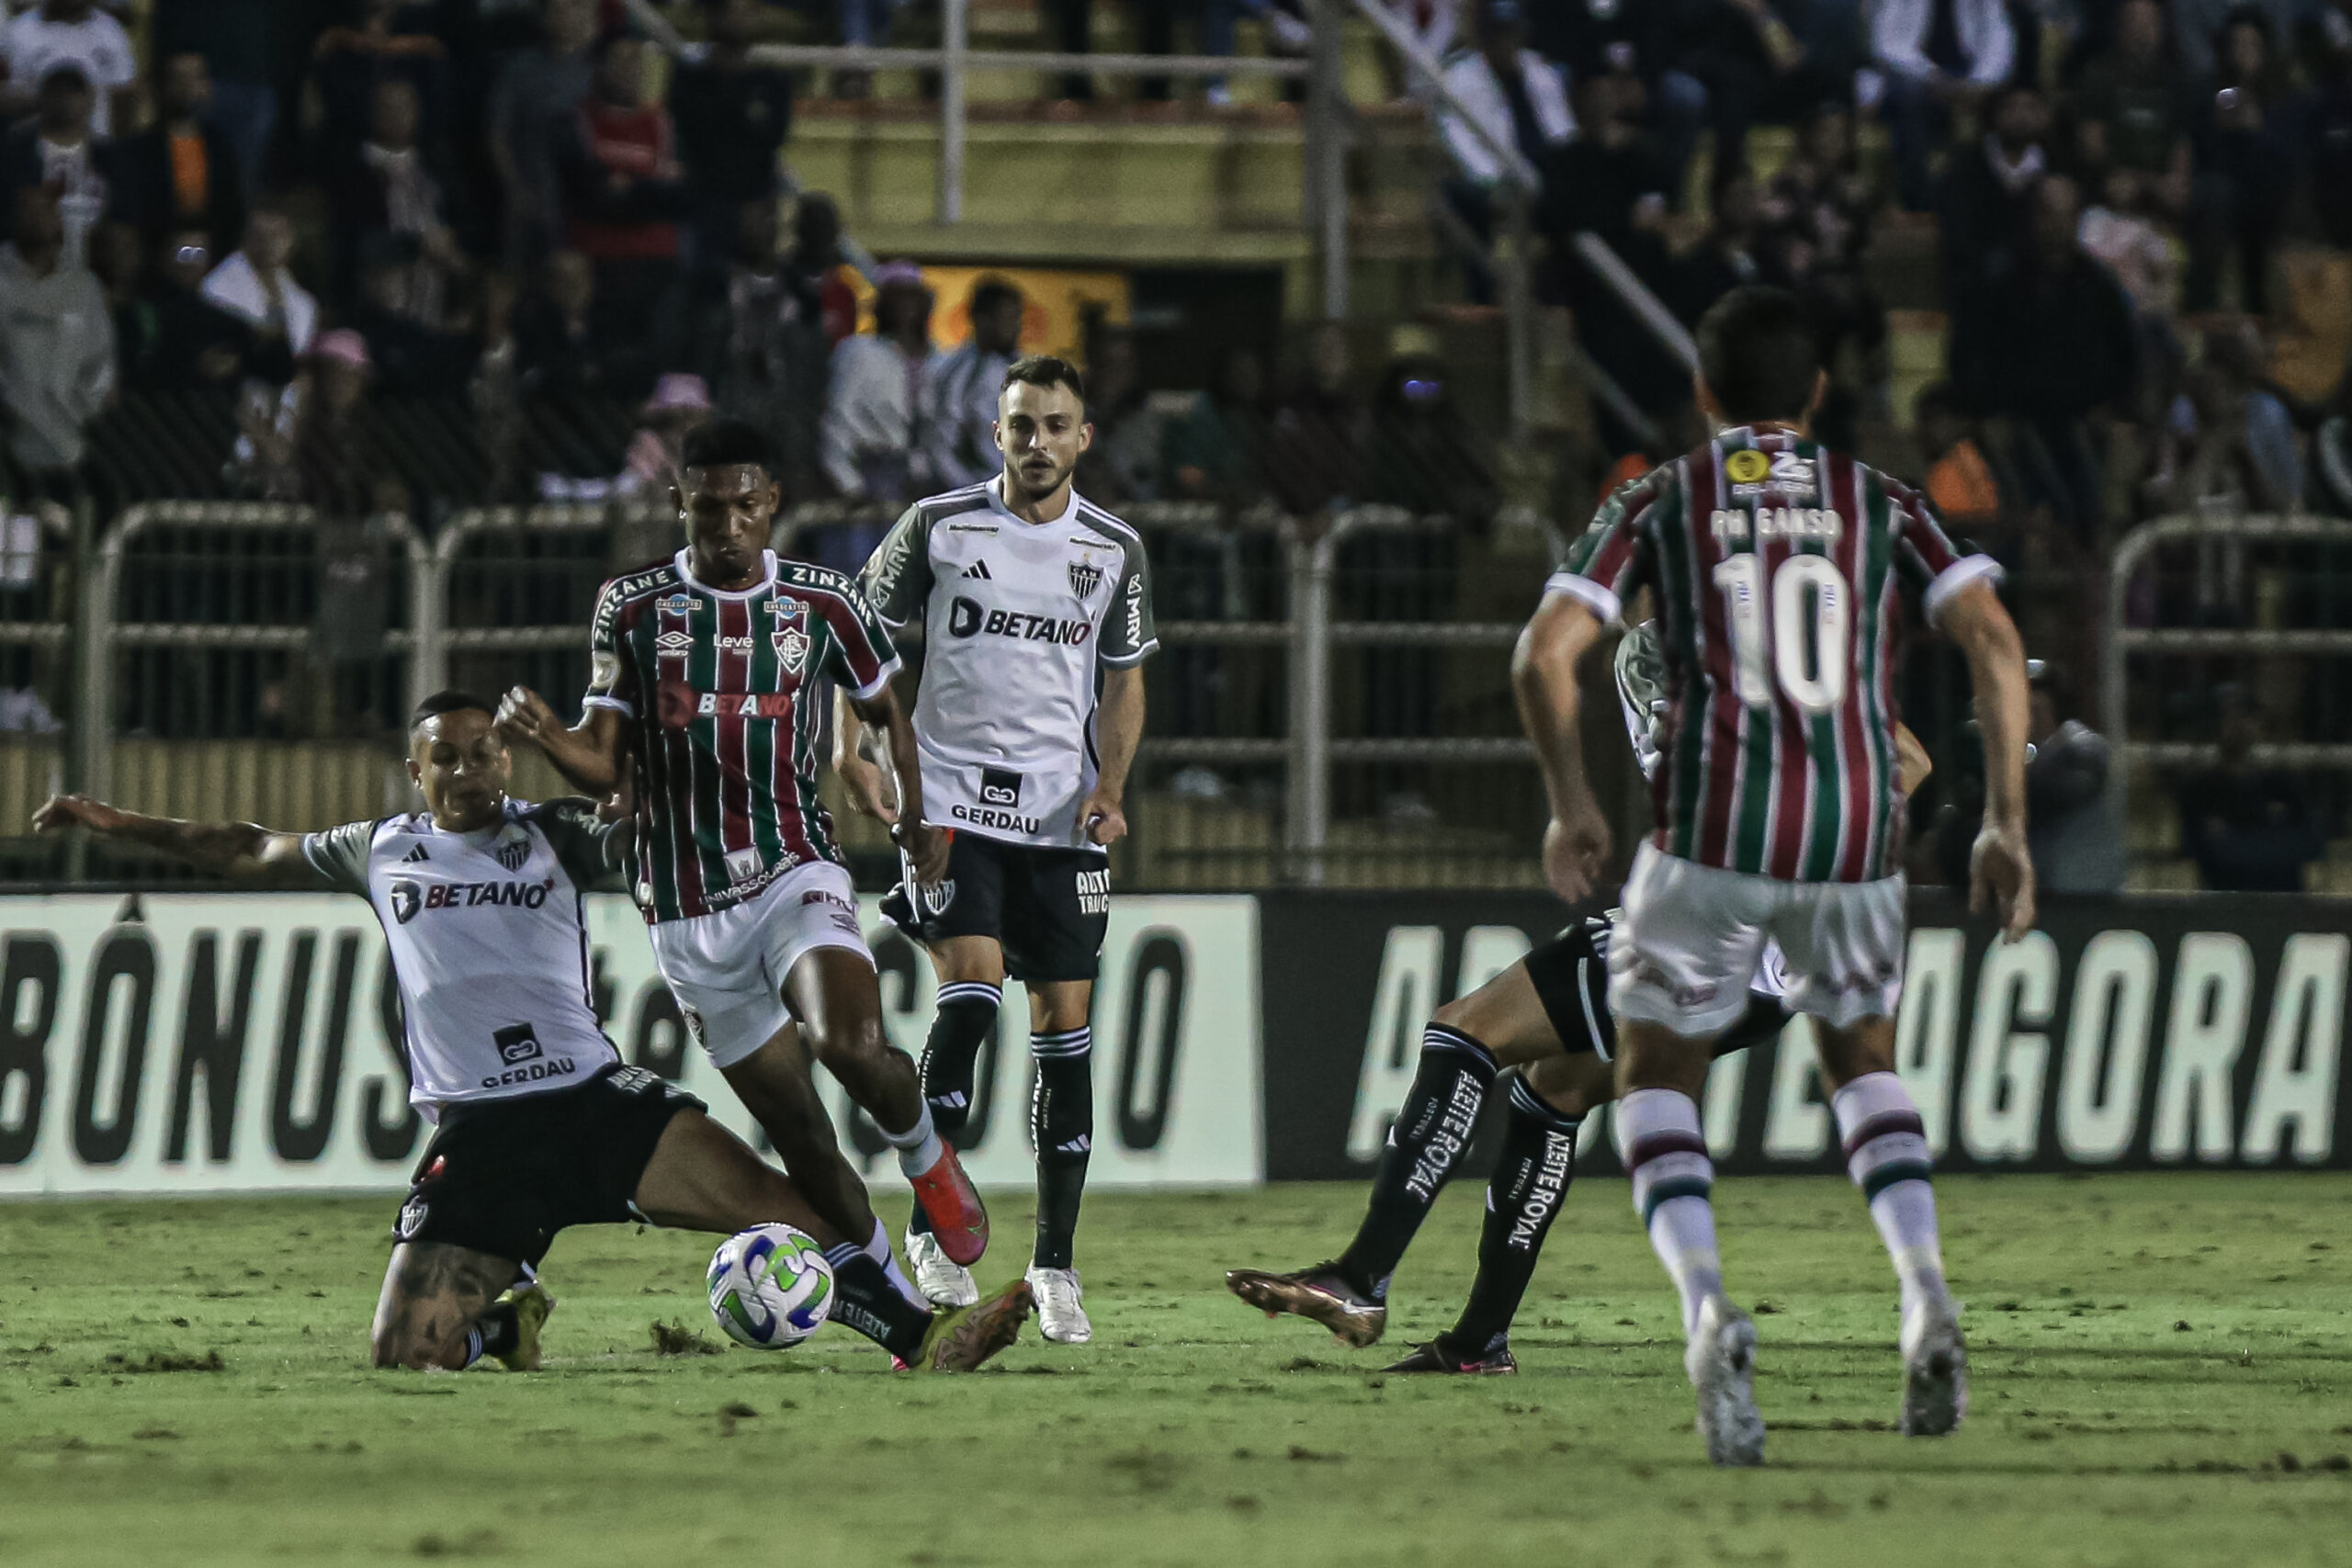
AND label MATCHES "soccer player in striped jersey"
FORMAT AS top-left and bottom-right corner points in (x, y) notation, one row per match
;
(496, 419), (1001, 1315)
(1228, 627), (1932, 1380)
(1540, 286), (2033, 1465)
